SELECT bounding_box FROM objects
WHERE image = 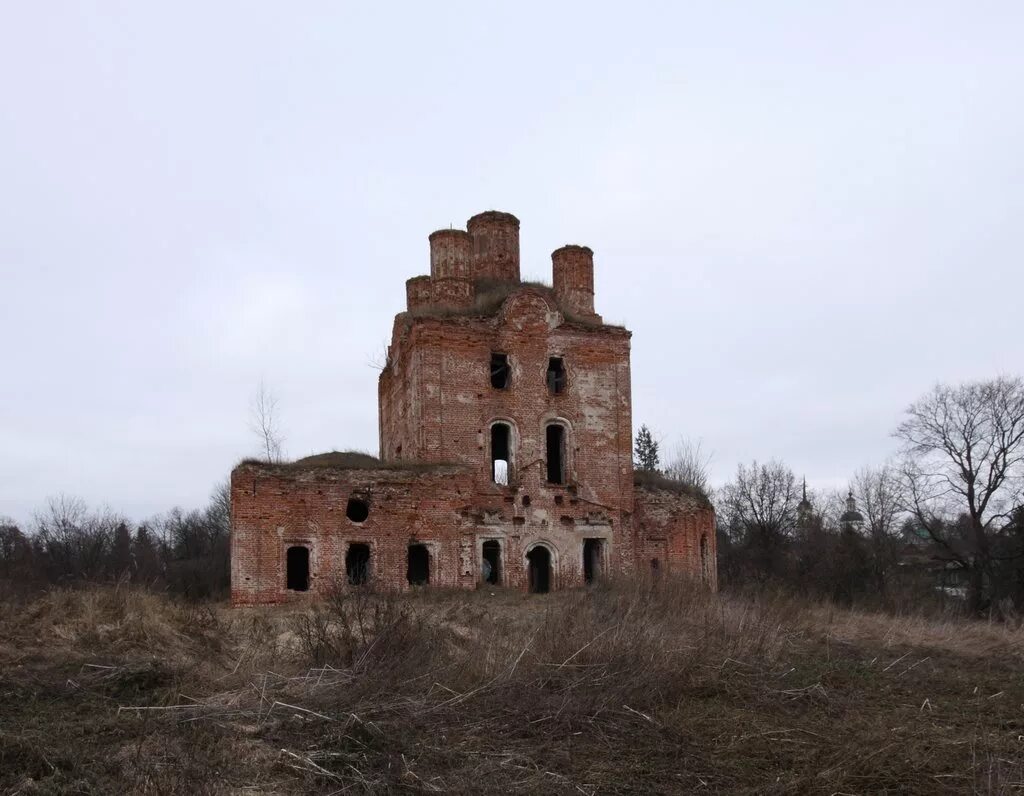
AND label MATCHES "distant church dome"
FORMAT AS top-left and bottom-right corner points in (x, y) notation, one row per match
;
(840, 490), (865, 528)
